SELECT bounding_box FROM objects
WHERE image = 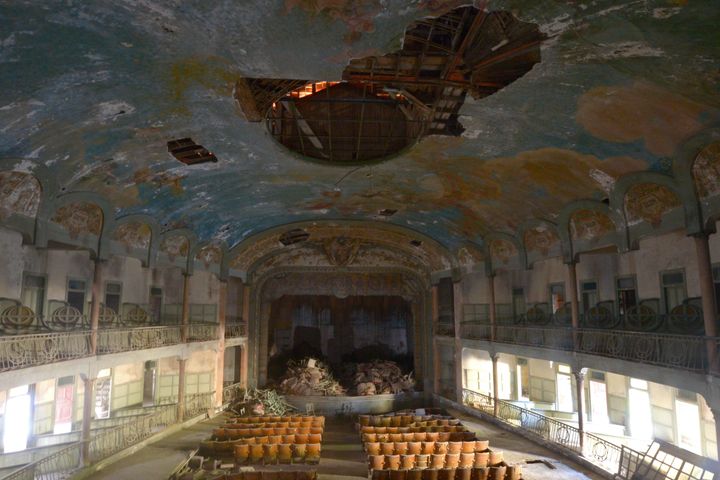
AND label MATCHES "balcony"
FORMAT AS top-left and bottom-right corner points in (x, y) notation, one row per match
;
(460, 321), (716, 375)
(225, 322), (247, 338)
